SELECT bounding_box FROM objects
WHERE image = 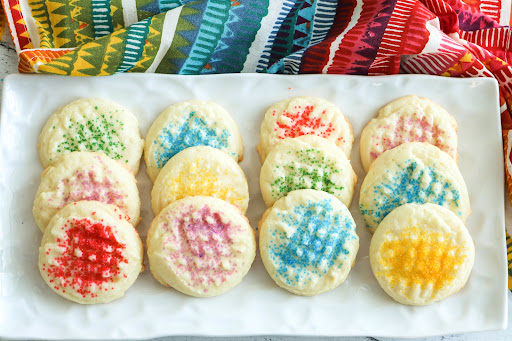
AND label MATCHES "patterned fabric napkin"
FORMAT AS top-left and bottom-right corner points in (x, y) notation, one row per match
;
(2, 0), (512, 288)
